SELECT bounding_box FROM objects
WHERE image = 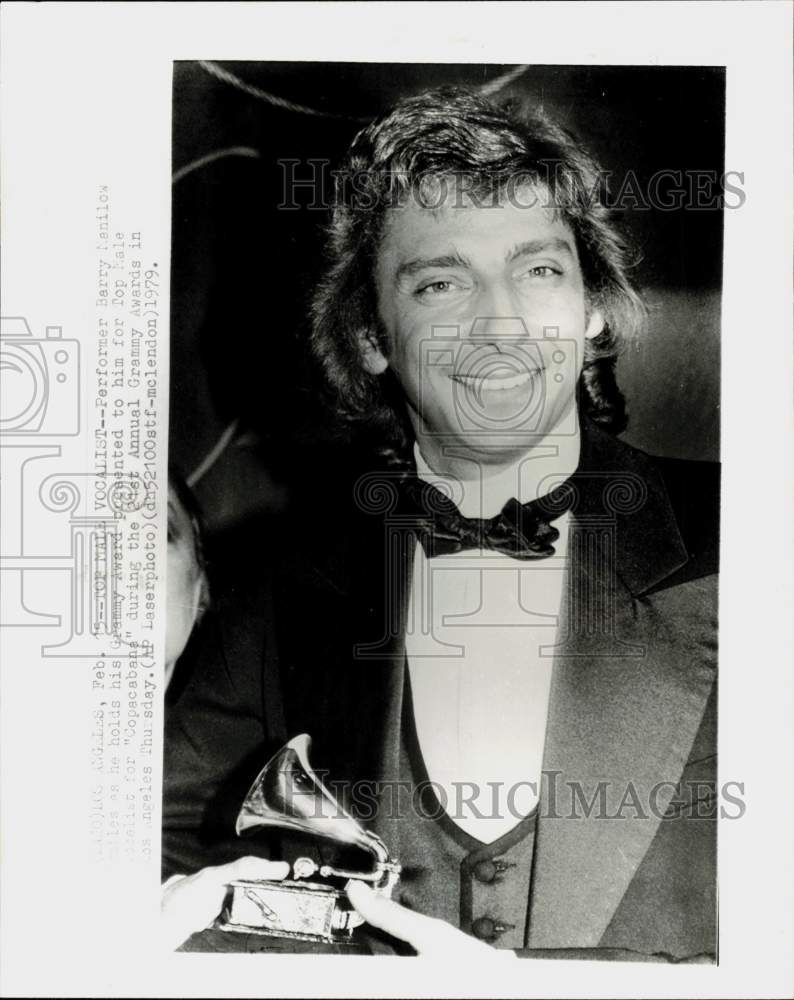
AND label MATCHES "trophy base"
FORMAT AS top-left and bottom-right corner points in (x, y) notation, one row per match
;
(217, 878), (363, 945)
